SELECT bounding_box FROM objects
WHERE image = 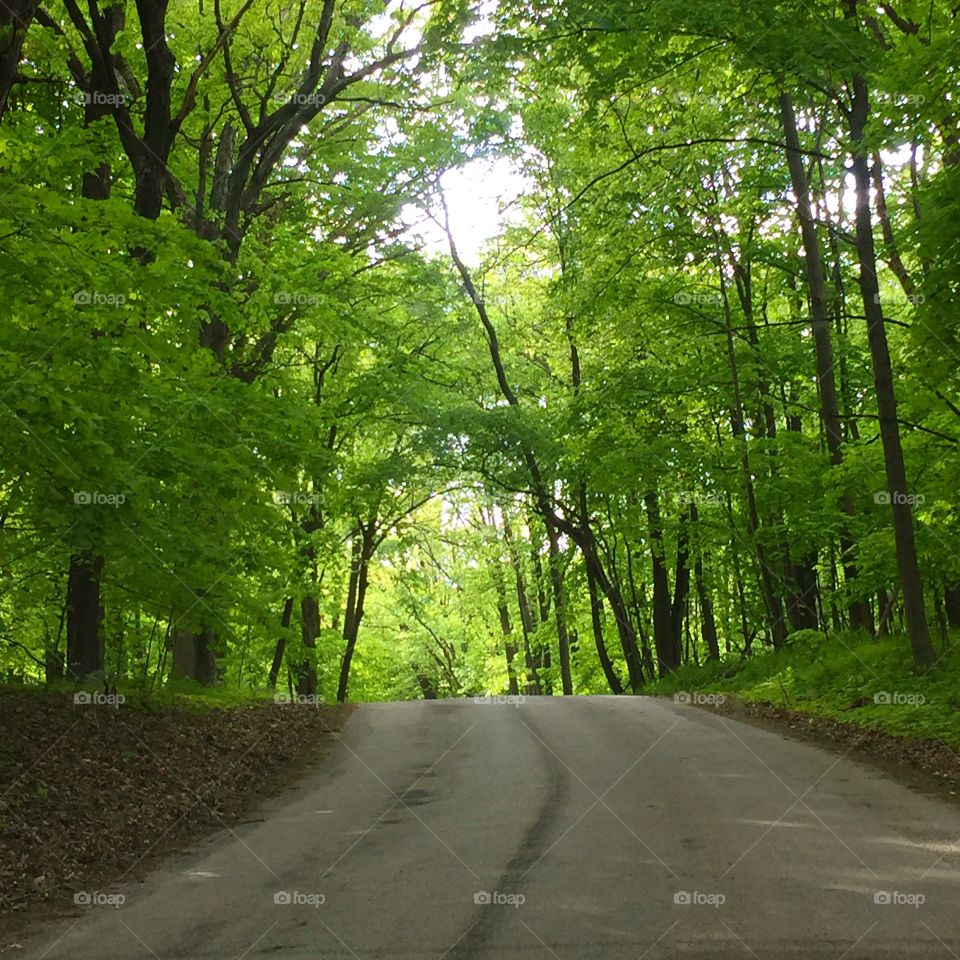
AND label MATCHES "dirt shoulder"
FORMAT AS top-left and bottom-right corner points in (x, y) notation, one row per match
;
(0, 687), (349, 935)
